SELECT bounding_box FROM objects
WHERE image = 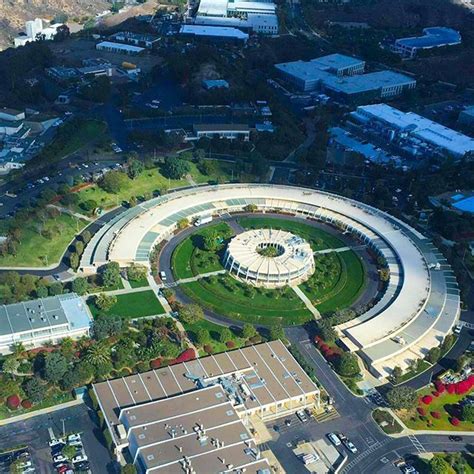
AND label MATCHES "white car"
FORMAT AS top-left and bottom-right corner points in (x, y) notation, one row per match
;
(454, 323), (462, 335)
(49, 439), (65, 447)
(68, 440), (83, 447)
(67, 433), (81, 443)
(296, 410), (308, 423)
(72, 454), (88, 464)
(160, 271), (167, 282)
(343, 439), (357, 454)
(327, 433), (341, 446)
(53, 454), (67, 463)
